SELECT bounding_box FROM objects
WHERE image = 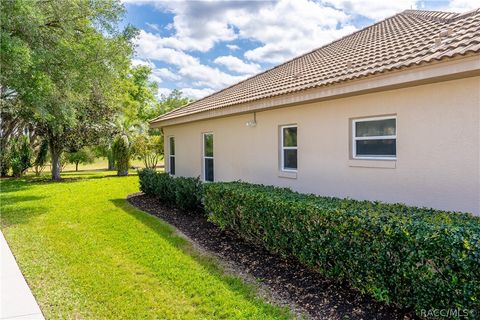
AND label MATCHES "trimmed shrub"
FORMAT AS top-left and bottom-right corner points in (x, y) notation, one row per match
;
(138, 169), (175, 204)
(204, 182), (480, 317)
(174, 177), (203, 212)
(138, 168), (157, 195)
(154, 172), (176, 204)
(138, 169), (203, 213)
